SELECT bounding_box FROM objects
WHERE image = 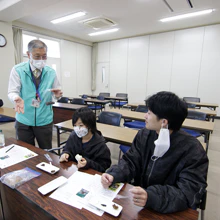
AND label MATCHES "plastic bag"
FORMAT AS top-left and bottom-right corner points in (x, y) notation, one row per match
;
(0, 167), (41, 189)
